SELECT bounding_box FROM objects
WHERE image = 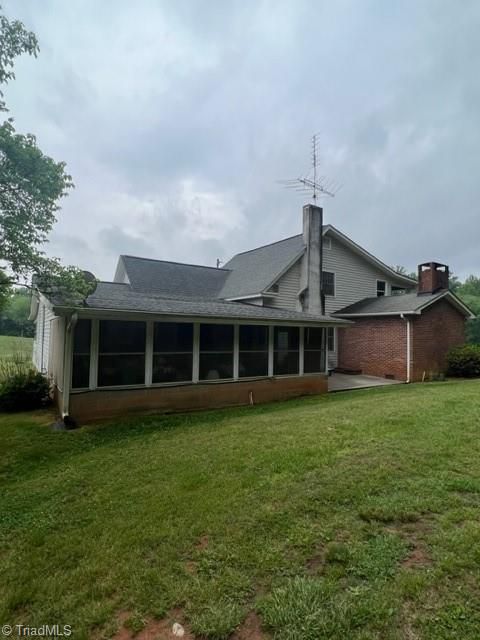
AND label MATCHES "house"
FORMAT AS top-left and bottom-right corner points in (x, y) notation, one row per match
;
(31, 205), (473, 424)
